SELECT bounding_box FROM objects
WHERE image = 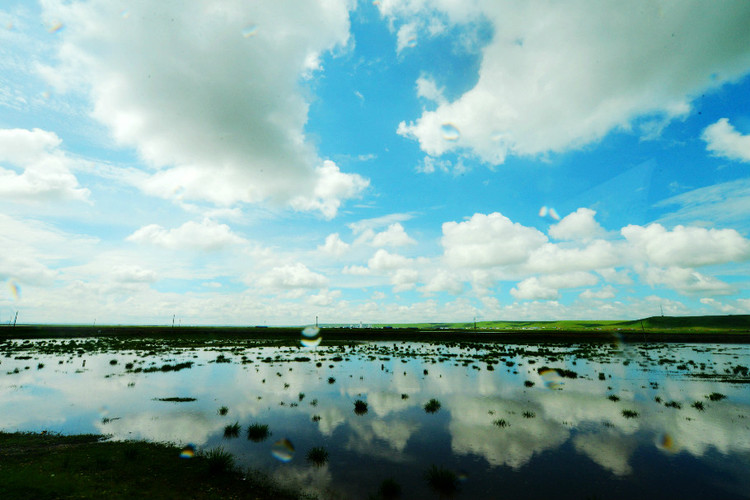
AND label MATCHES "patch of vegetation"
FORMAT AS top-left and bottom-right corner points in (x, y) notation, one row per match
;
(537, 366), (578, 378)
(665, 400), (682, 409)
(204, 447), (235, 474)
(621, 409), (639, 419)
(247, 423), (270, 442)
(706, 392), (727, 401)
(493, 419), (509, 428)
(354, 399), (368, 415)
(424, 399), (441, 414)
(328, 377), (336, 384)
(305, 447), (328, 466)
(524, 380), (534, 387)
(223, 422), (240, 438)
(522, 411), (535, 419)
(155, 397), (196, 402)
(607, 395), (620, 402)
(0, 432), (299, 499)
(377, 478), (401, 499)
(424, 465), (459, 496)
(692, 401), (705, 411)
(218, 406), (229, 416)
